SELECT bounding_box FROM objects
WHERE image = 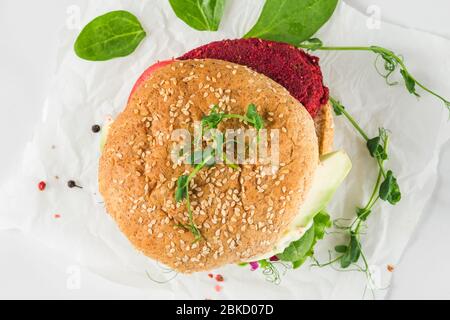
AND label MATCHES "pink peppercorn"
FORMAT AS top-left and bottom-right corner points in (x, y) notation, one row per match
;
(215, 274), (224, 282)
(249, 261), (259, 271)
(38, 181), (46, 191)
(269, 256), (279, 262)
